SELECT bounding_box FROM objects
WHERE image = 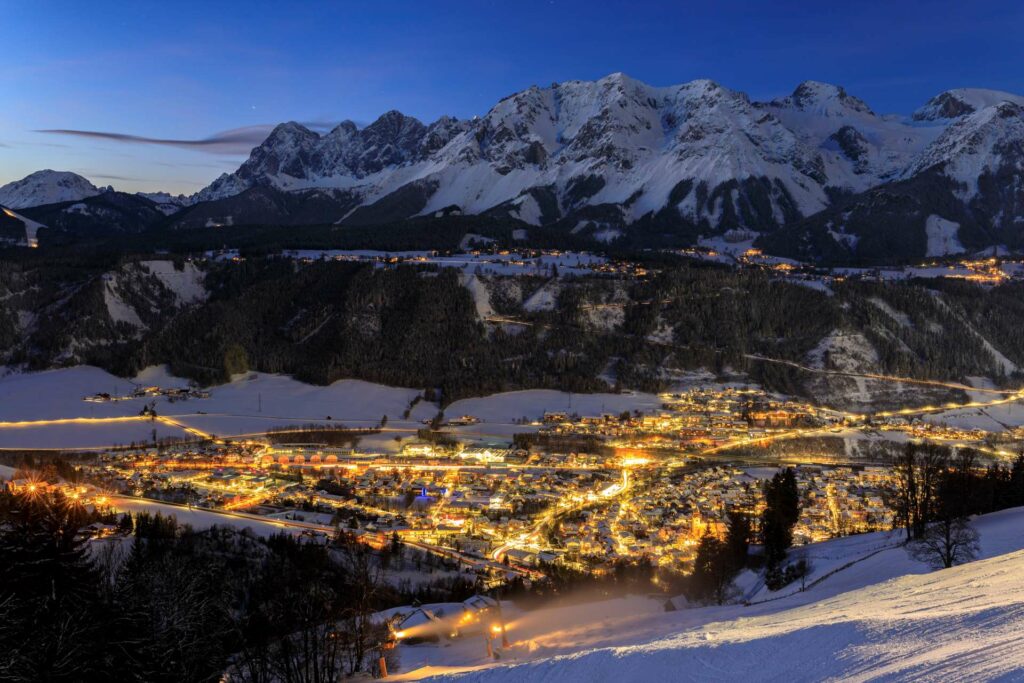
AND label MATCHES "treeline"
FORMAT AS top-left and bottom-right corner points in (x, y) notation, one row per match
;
(838, 279), (1007, 381)
(37, 214), (523, 255)
(0, 490), (478, 682)
(887, 443), (1024, 568)
(265, 424), (381, 447)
